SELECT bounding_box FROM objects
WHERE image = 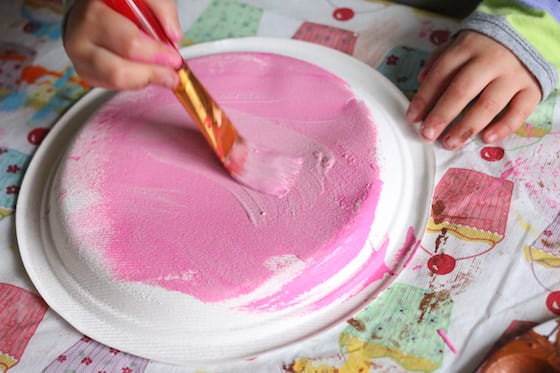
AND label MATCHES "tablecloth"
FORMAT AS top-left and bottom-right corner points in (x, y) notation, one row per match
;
(1, 0), (559, 372)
